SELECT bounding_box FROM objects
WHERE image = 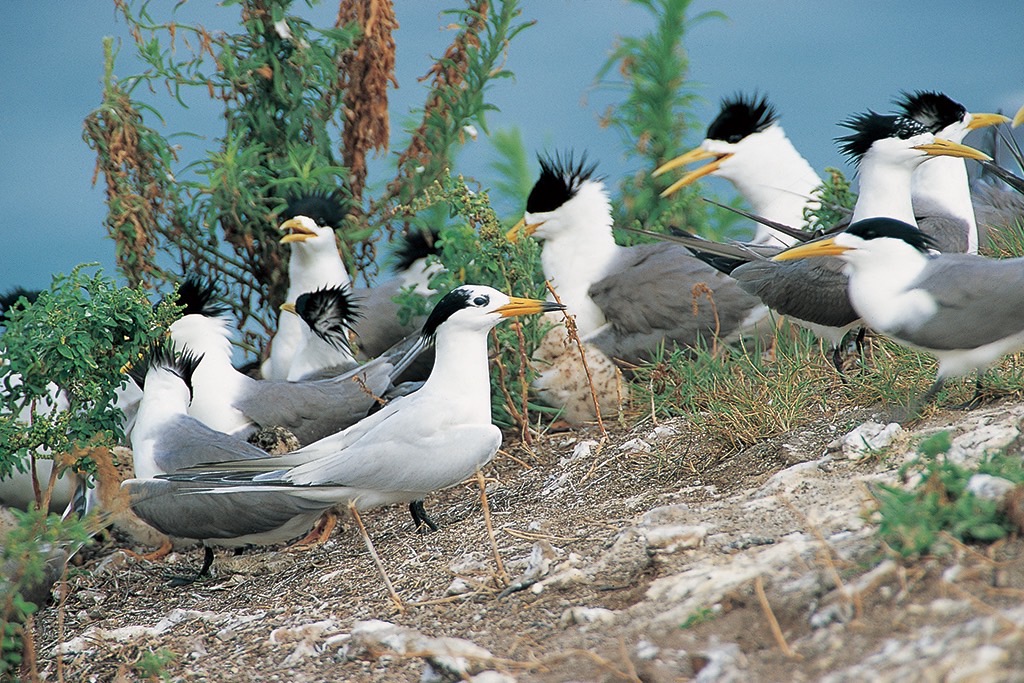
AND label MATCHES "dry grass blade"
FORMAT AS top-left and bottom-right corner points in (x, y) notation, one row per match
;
(477, 468), (510, 587)
(754, 576), (802, 660)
